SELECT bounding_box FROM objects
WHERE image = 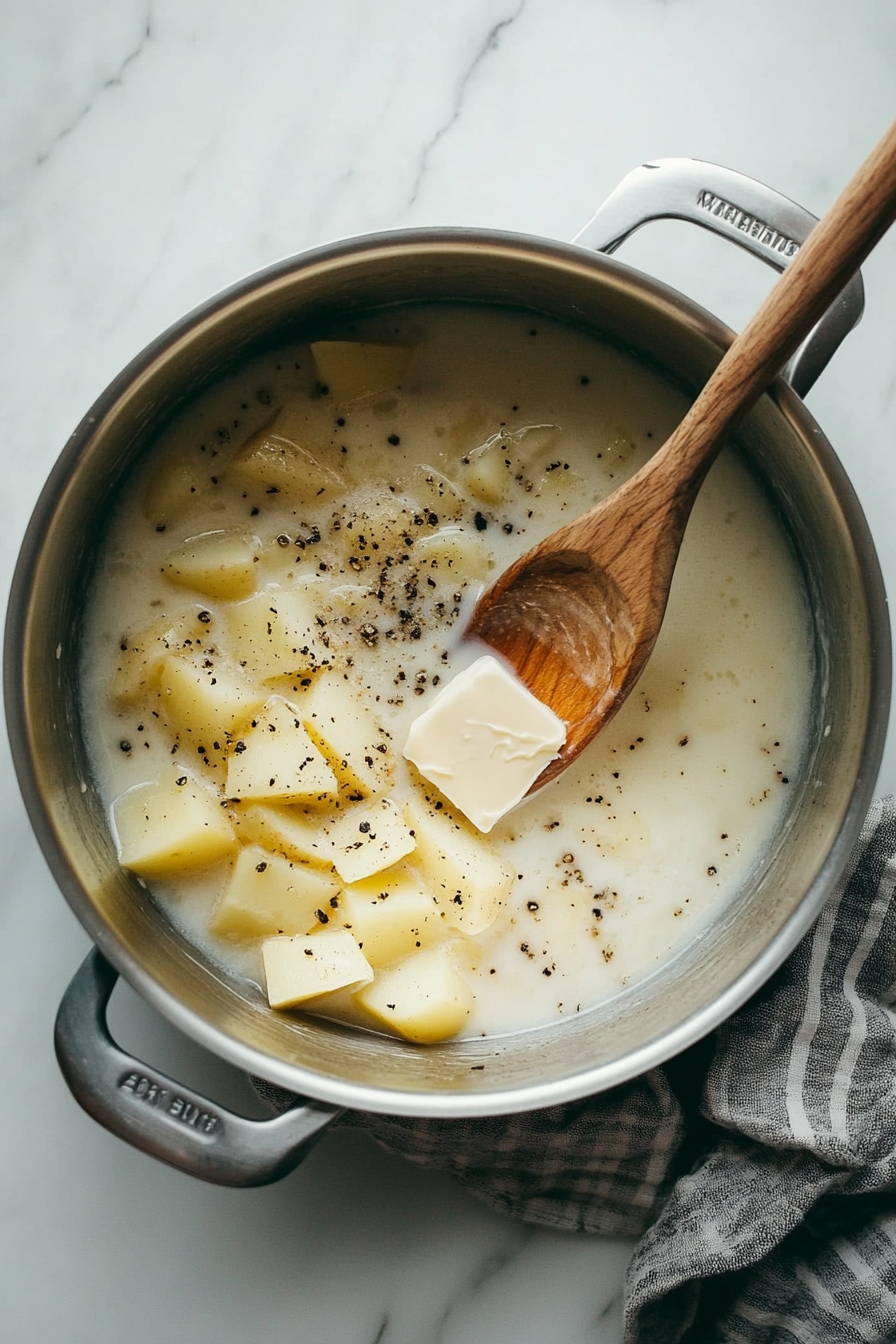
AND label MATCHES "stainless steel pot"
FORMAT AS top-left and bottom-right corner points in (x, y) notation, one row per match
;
(5, 159), (890, 1186)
